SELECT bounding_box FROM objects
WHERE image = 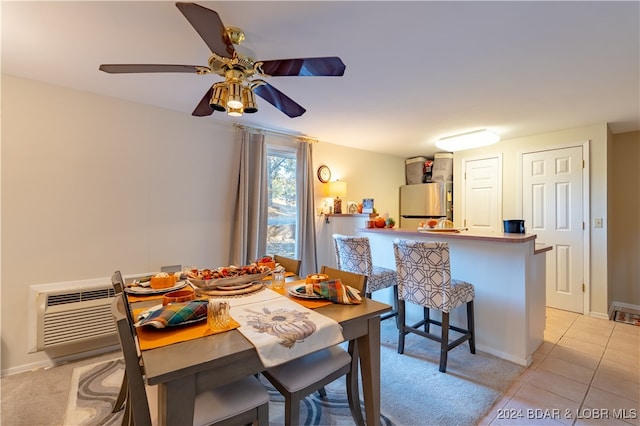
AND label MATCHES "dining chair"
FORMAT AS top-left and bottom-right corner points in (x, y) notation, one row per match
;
(272, 254), (302, 276)
(332, 234), (398, 324)
(160, 264), (182, 273)
(111, 294), (270, 426)
(110, 270), (130, 414)
(261, 266), (366, 426)
(392, 239), (476, 372)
